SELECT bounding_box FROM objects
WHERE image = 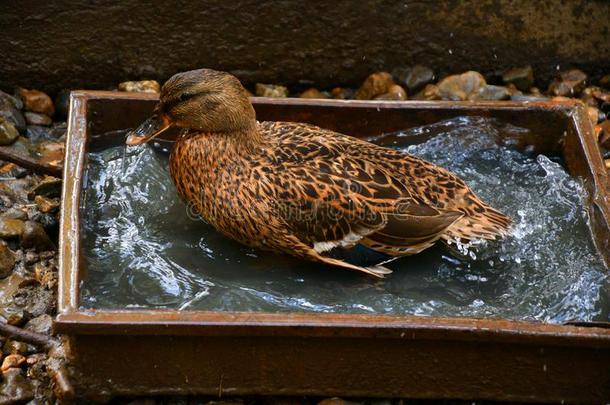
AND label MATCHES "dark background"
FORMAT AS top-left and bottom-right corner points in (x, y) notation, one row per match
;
(1, 0), (609, 94)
